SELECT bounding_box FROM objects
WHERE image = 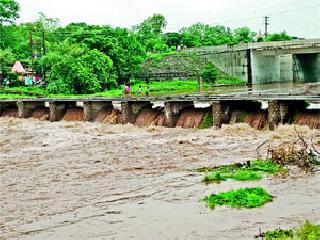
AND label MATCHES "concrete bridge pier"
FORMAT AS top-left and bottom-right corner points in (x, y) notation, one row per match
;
(17, 101), (45, 118)
(212, 101), (232, 129)
(268, 100), (281, 130)
(121, 101), (152, 124)
(164, 101), (194, 127)
(83, 101), (113, 122)
(49, 101), (76, 122)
